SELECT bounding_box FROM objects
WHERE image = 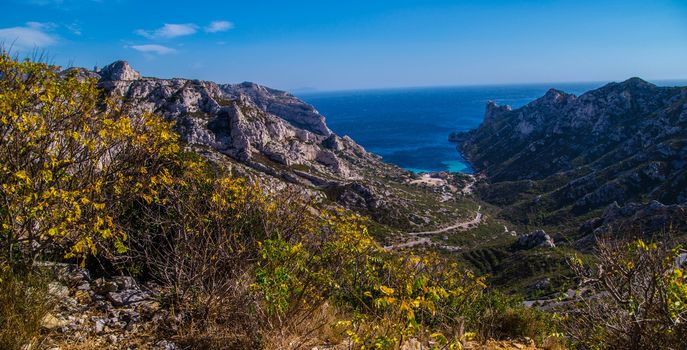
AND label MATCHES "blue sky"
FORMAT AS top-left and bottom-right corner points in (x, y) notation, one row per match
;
(1, 0), (686, 91)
